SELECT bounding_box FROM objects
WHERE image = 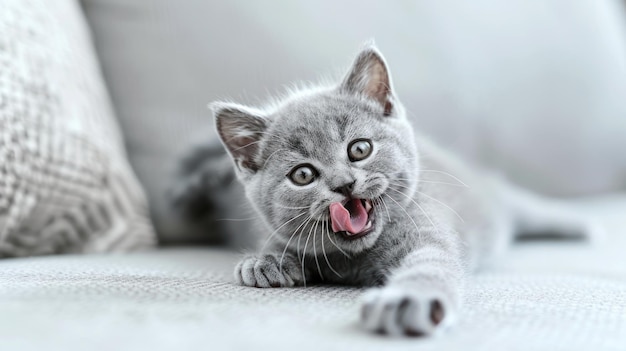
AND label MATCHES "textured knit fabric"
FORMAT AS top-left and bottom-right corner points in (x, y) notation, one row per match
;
(0, 198), (625, 350)
(0, 250), (625, 351)
(0, 0), (156, 257)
